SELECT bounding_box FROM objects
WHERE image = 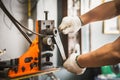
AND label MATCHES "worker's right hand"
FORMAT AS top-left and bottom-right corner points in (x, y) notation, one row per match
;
(59, 16), (82, 34)
(63, 53), (86, 75)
